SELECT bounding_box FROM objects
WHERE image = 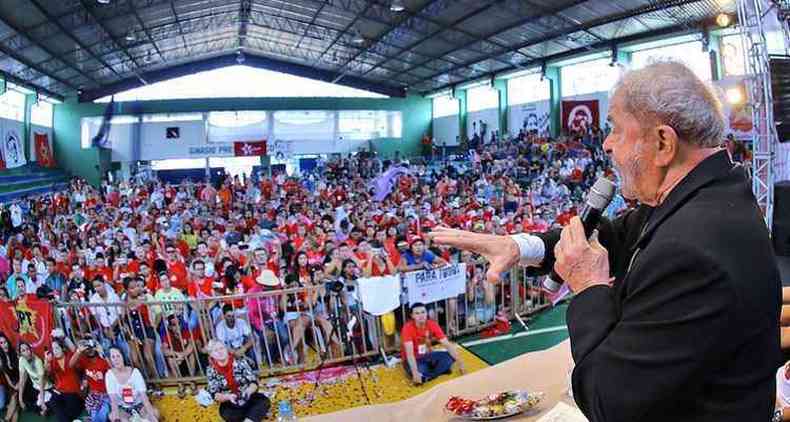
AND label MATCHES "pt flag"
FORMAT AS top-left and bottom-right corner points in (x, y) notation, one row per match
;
(234, 140), (267, 157)
(561, 100), (600, 134)
(0, 297), (54, 355)
(34, 132), (55, 168)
